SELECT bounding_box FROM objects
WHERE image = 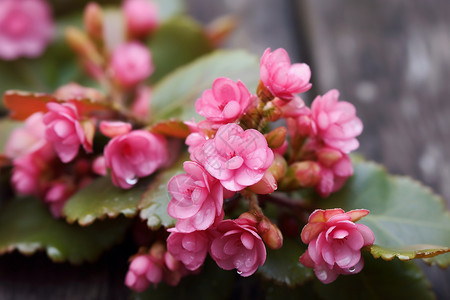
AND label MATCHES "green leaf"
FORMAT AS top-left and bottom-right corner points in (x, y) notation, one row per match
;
(0, 197), (130, 264)
(367, 244), (450, 261)
(148, 16), (213, 83)
(0, 118), (21, 152)
(150, 50), (259, 123)
(258, 238), (313, 286)
(63, 176), (150, 226)
(313, 254), (435, 300)
(318, 159), (450, 267)
(137, 155), (189, 229)
(133, 258), (235, 300)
